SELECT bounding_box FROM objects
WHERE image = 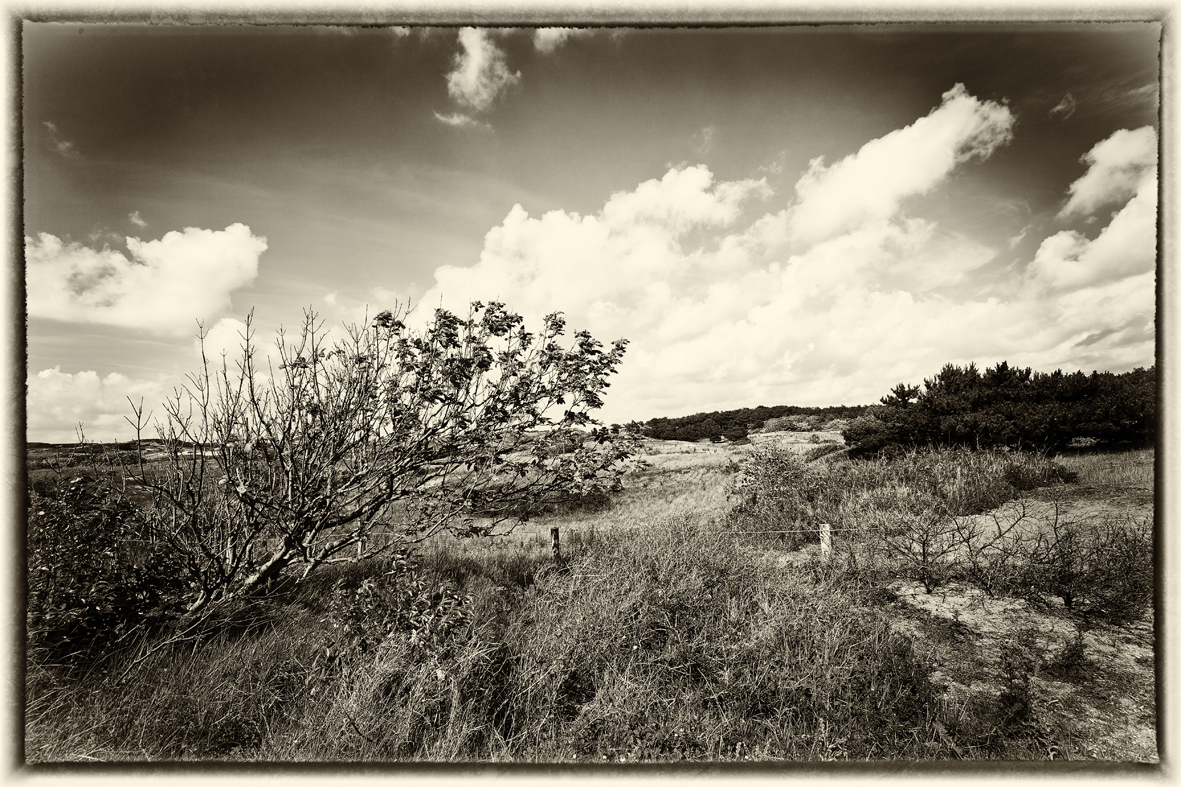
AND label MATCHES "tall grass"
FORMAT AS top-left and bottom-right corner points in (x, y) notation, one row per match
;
(27, 443), (1150, 763)
(1055, 447), (1154, 491)
(253, 515), (947, 761)
(27, 500), (953, 761)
